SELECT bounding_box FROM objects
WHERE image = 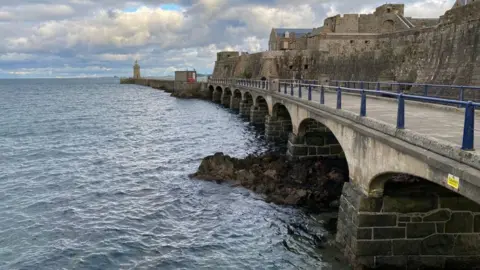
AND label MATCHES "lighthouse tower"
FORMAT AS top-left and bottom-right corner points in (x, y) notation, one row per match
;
(133, 60), (141, 79)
